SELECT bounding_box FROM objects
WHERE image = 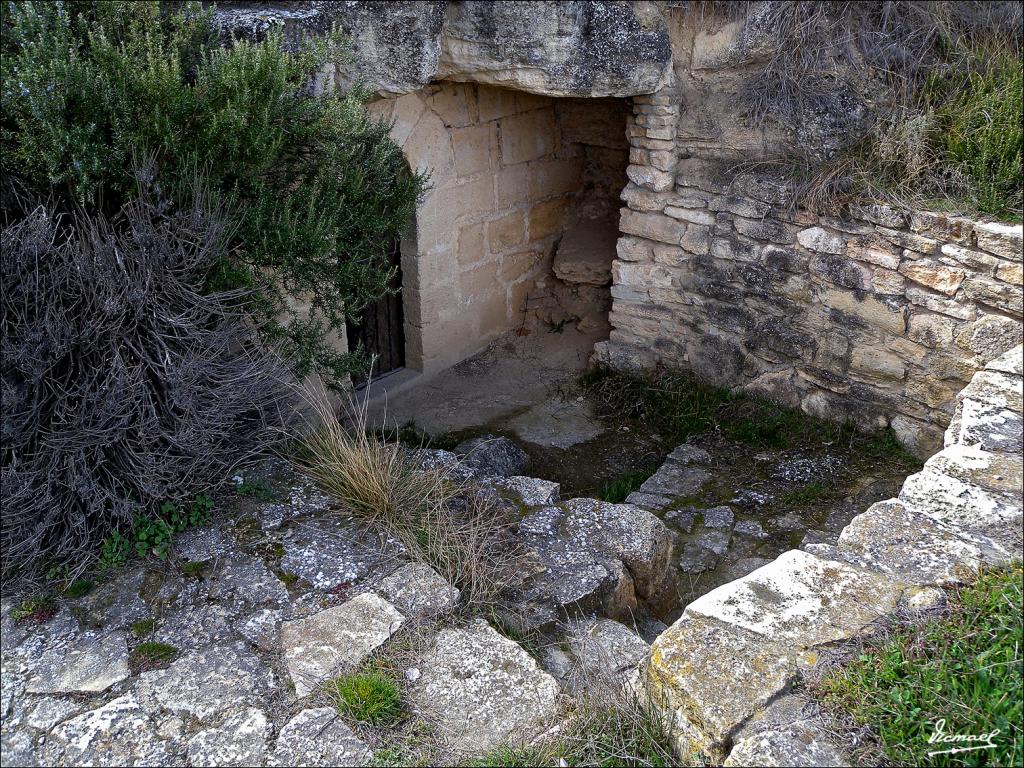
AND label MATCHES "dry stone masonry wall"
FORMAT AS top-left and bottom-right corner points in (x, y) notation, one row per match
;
(647, 345), (1024, 765)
